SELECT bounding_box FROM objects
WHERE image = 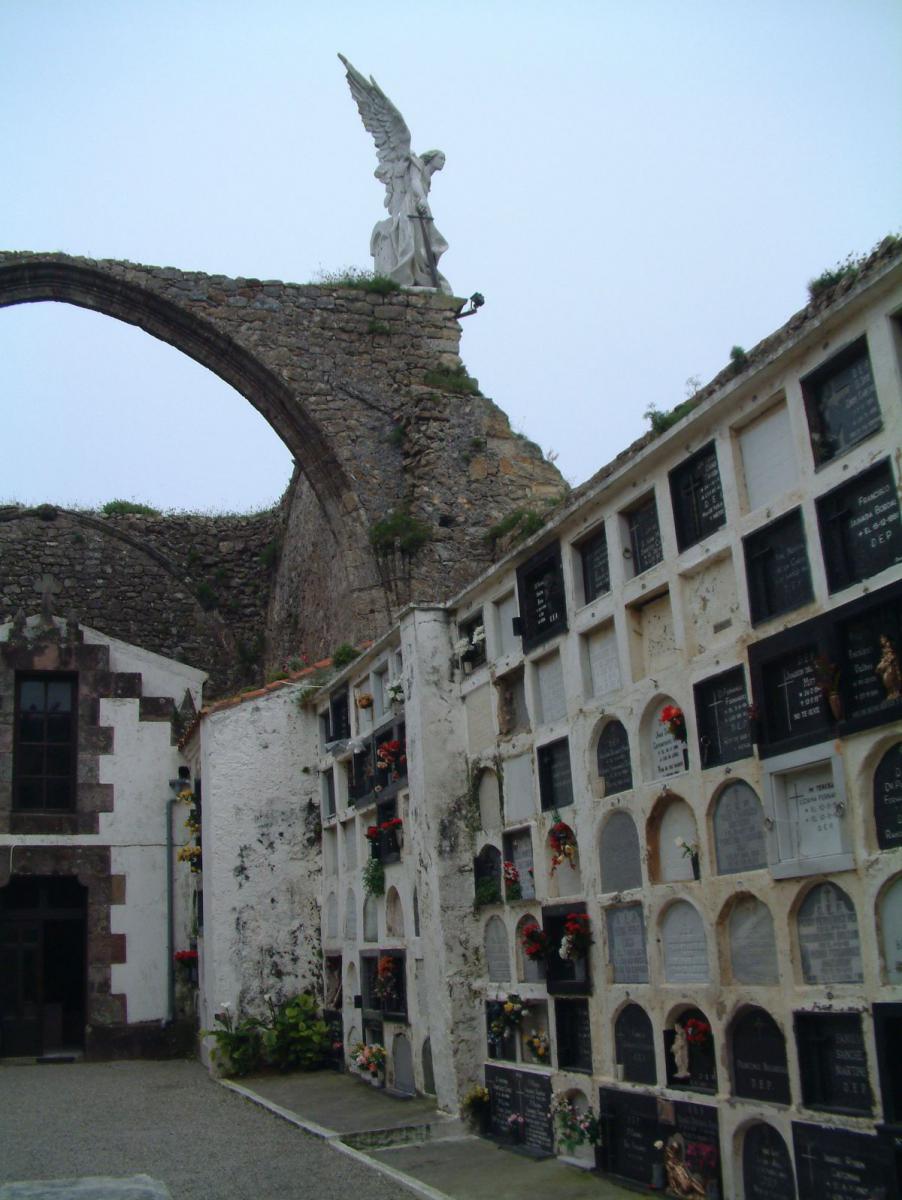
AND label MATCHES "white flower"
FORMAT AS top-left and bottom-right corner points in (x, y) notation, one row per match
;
(654, 1140), (664, 1150)
(472, 624), (486, 644)
(220, 1001), (231, 1011)
(264, 993), (273, 1004)
(453, 637), (471, 657)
